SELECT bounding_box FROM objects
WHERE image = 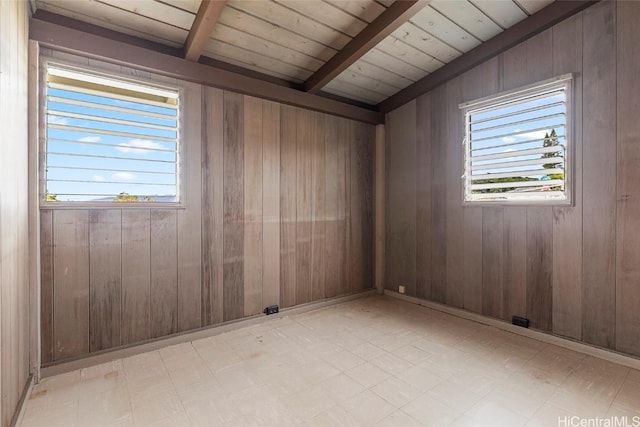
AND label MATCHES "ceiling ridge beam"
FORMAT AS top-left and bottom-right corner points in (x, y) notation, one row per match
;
(378, 0), (597, 113)
(184, 0), (227, 62)
(303, 0), (429, 94)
